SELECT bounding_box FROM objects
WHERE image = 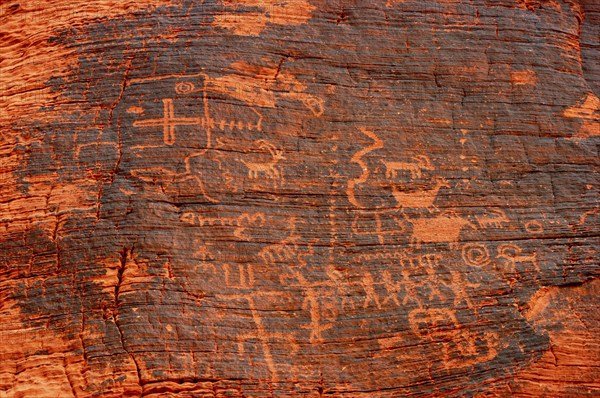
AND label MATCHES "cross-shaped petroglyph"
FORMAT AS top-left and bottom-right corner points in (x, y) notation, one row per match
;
(133, 98), (203, 145)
